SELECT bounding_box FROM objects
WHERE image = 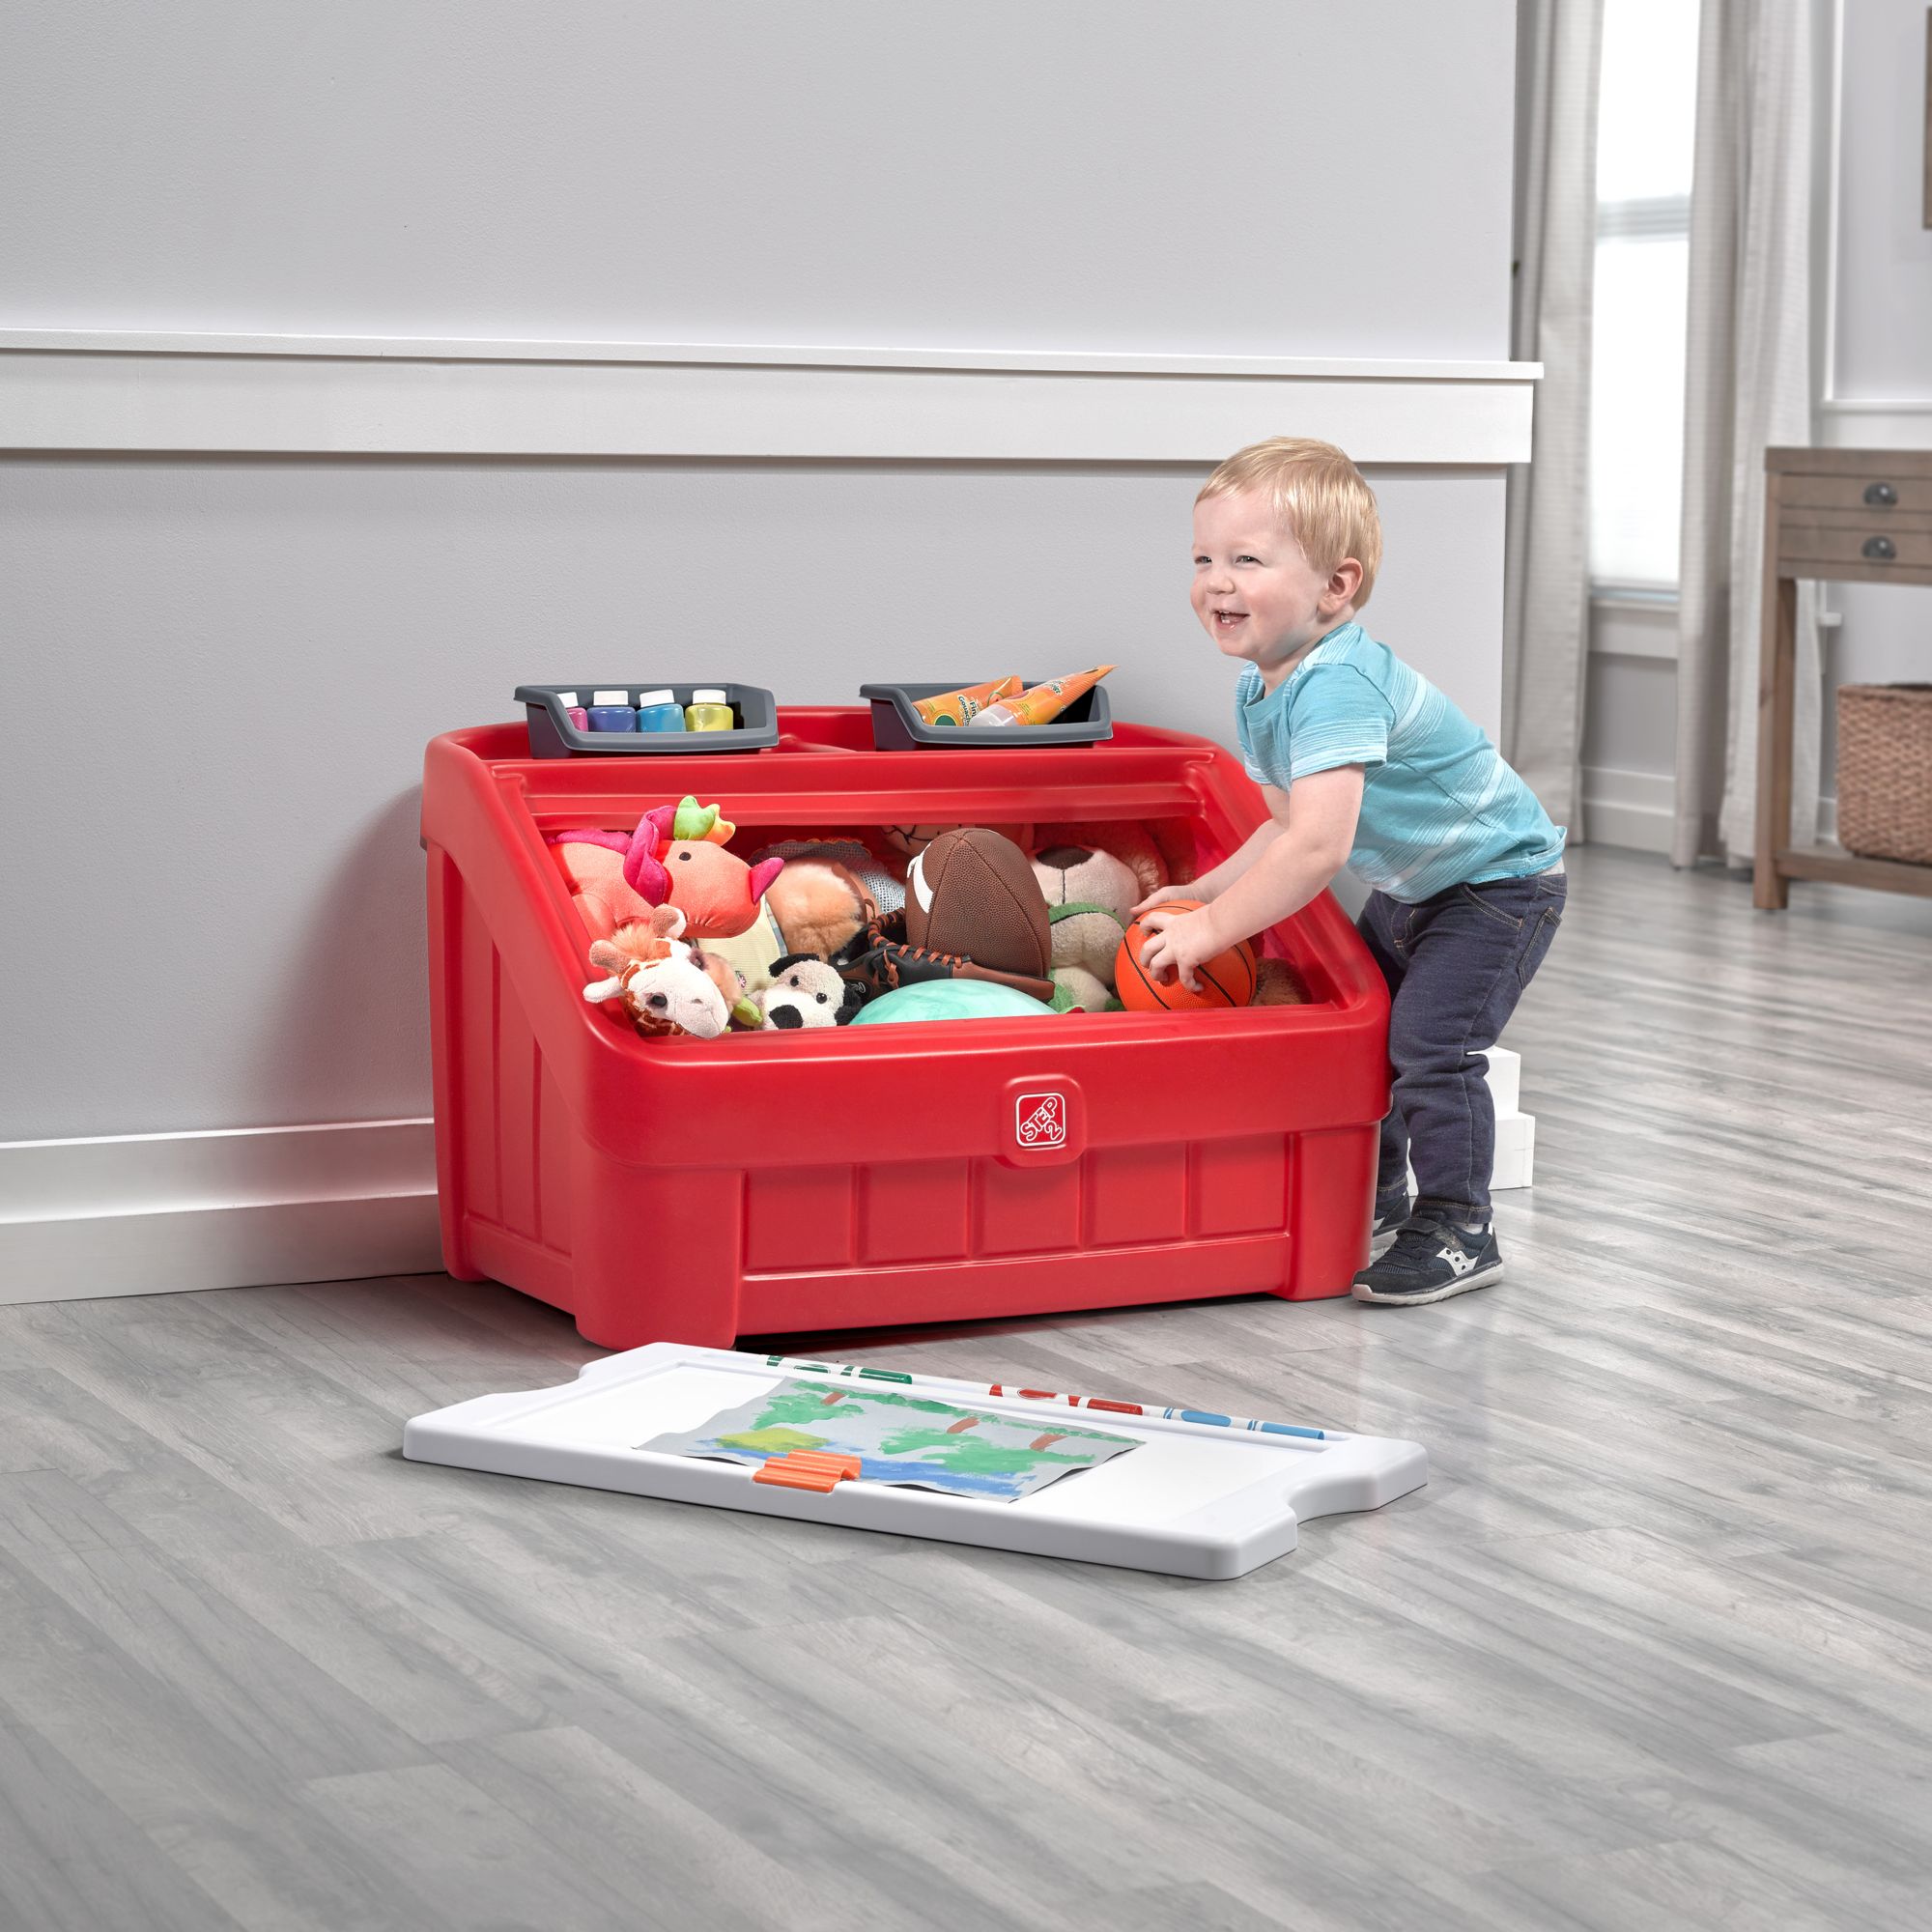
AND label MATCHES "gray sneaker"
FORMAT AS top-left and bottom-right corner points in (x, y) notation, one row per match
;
(1369, 1195), (1410, 1259)
(1353, 1219), (1503, 1305)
